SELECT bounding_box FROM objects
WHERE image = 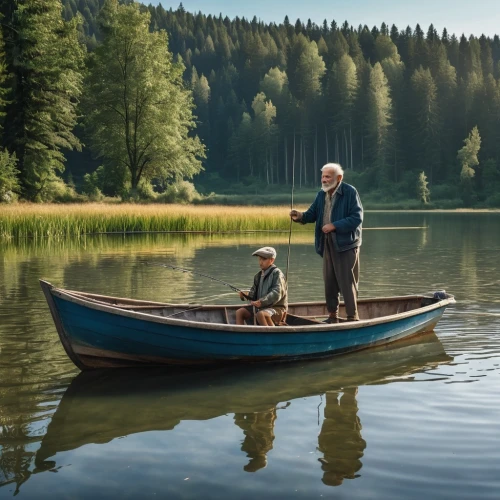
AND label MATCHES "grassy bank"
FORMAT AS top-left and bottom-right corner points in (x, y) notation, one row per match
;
(0, 204), (310, 239)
